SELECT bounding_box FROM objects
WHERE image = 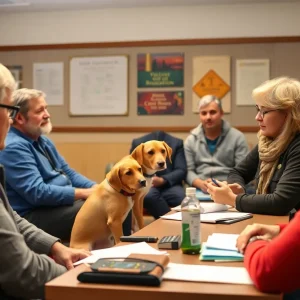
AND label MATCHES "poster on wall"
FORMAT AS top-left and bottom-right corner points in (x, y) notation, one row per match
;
(7, 65), (23, 89)
(33, 62), (64, 106)
(137, 53), (184, 88)
(192, 56), (231, 113)
(138, 91), (184, 115)
(236, 59), (270, 106)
